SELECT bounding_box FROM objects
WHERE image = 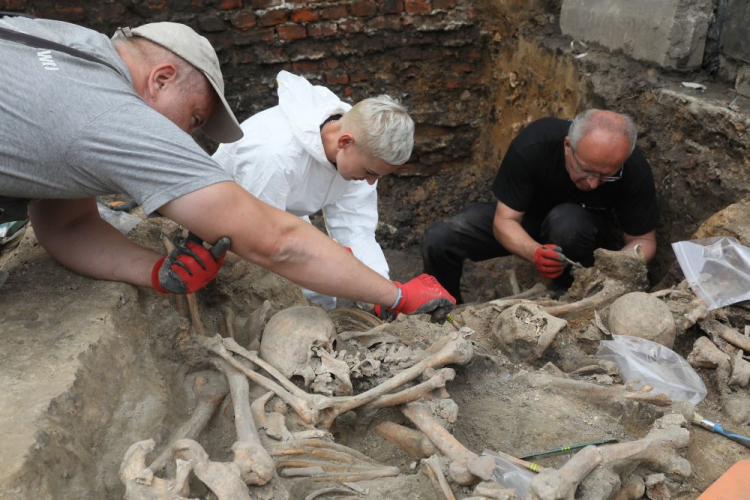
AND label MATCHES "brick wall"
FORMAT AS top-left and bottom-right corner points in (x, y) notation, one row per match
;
(2, 0), (485, 173)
